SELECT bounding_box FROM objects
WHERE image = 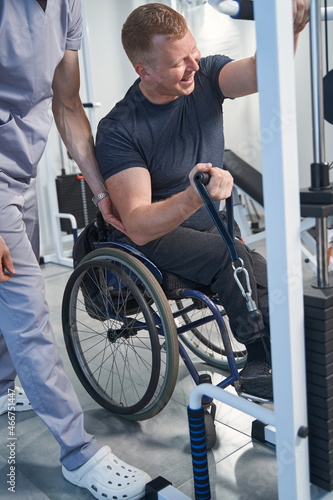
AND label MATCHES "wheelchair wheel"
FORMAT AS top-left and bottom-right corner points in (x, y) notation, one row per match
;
(62, 248), (179, 421)
(175, 297), (247, 369)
